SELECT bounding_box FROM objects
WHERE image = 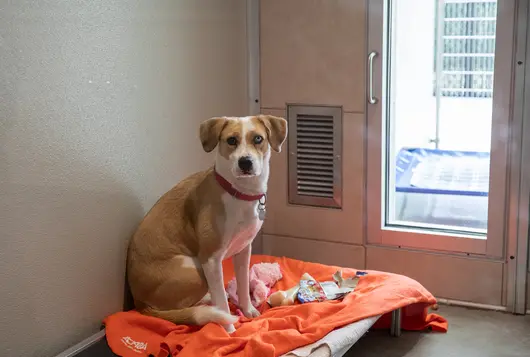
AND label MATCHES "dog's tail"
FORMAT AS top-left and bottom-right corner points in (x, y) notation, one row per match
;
(142, 305), (238, 326)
